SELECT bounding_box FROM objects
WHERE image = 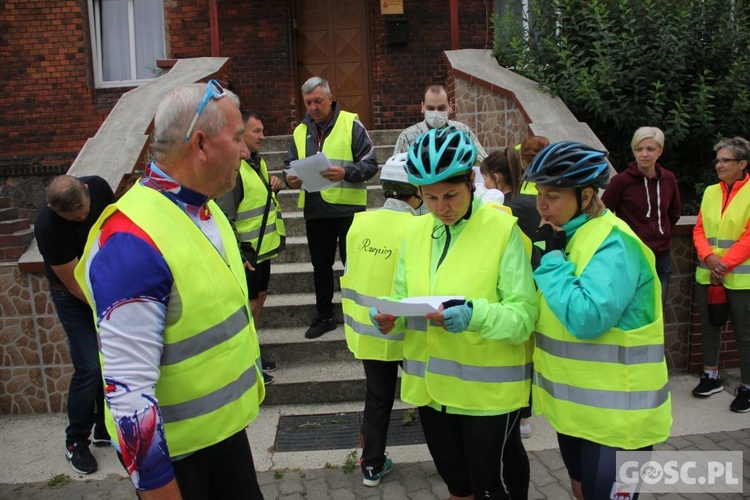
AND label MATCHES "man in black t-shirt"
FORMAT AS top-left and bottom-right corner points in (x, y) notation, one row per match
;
(34, 175), (114, 475)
